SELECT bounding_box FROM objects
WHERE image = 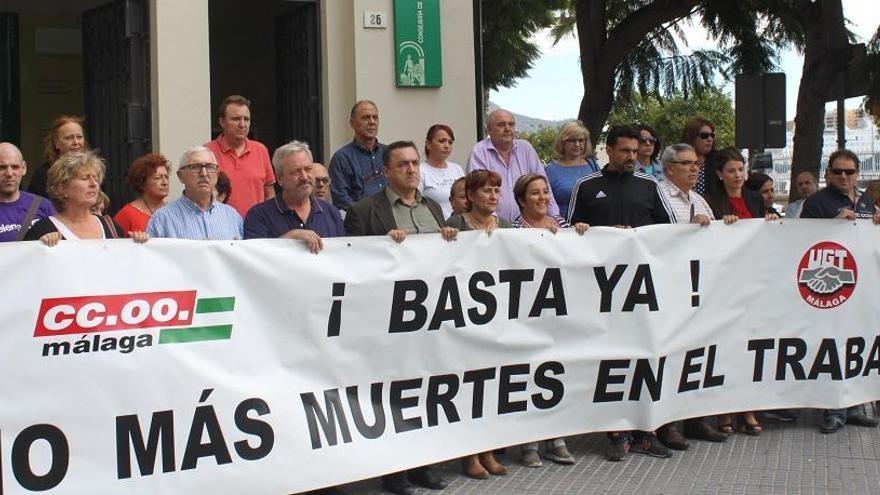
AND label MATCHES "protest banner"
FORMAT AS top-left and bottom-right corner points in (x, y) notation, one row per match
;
(1, 219), (878, 493)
